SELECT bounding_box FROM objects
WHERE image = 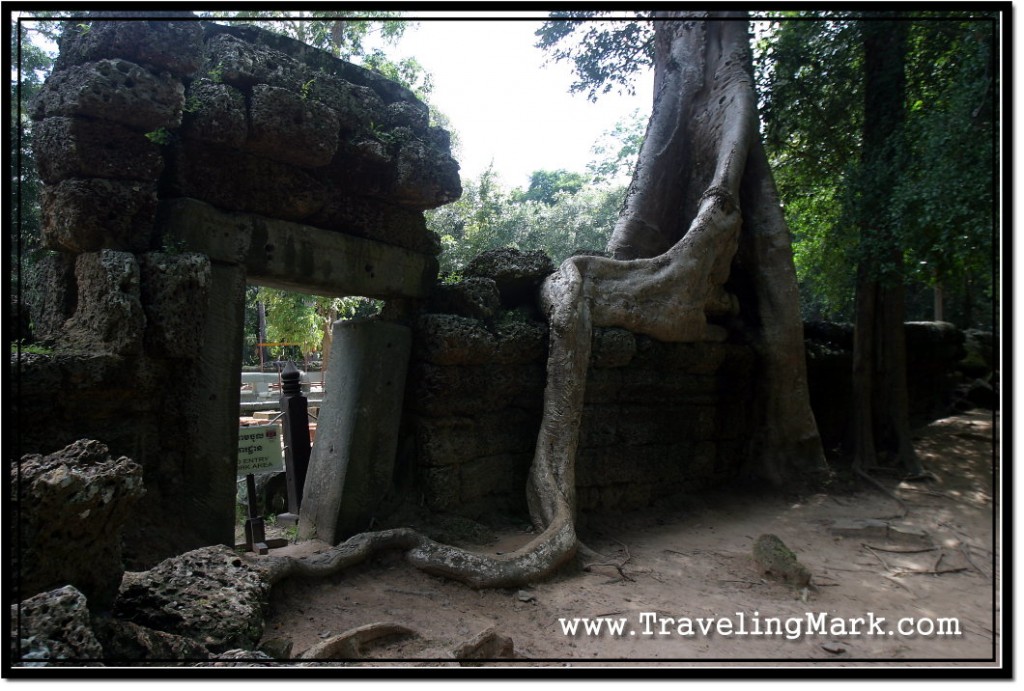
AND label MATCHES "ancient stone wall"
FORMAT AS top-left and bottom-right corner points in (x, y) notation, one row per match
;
(399, 249), (756, 523)
(19, 13), (459, 567)
(400, 251), (977, 521)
